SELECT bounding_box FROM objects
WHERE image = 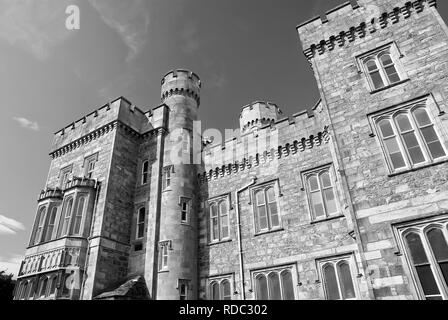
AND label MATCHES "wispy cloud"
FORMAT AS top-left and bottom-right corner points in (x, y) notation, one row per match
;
(0, 254), (23, 278)
(180, 22), (200, 55)
(0, 0), (77, 60)
(88, 0), (150, 61)
(0, 215), (25, 235)
(13, 117), (39, 131)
